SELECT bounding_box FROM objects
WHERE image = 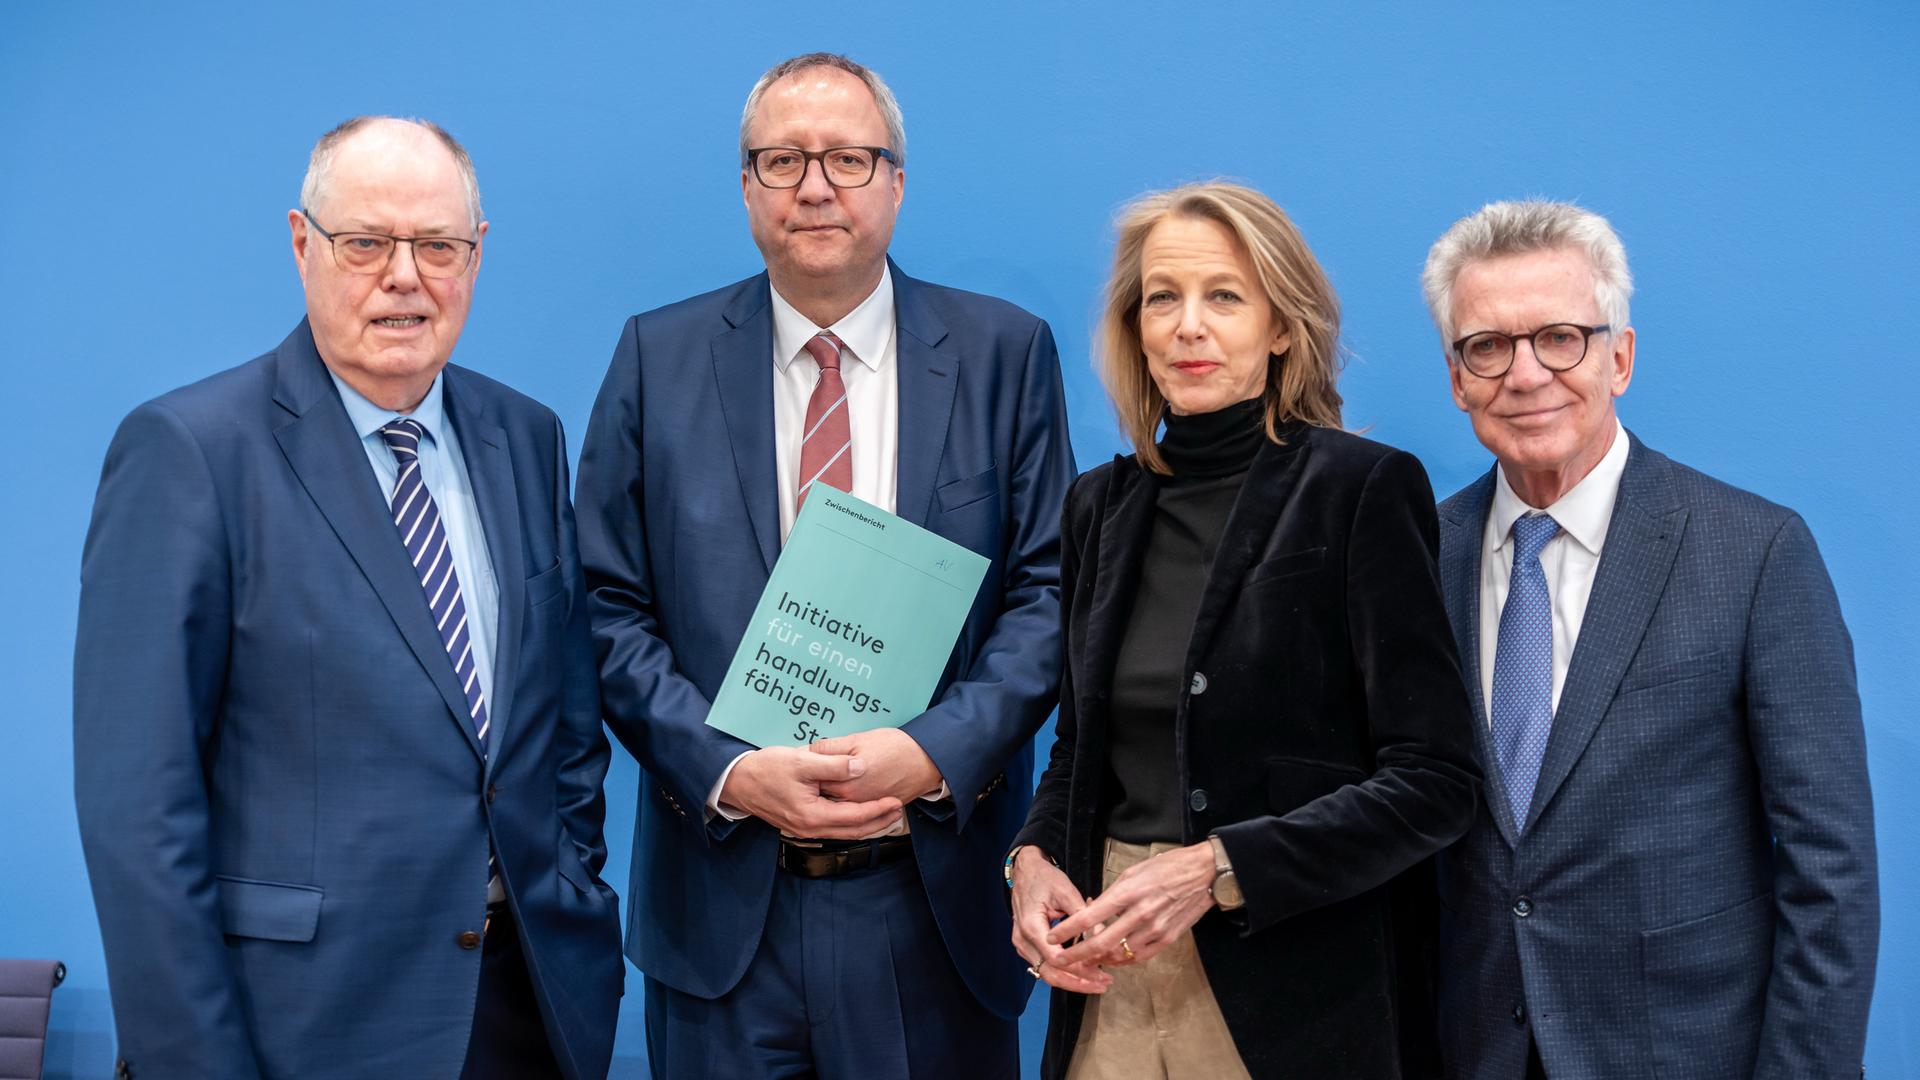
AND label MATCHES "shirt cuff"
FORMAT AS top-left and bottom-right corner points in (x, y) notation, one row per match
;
(920, 780), (951, 803)
(706, 751), (755, 822)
